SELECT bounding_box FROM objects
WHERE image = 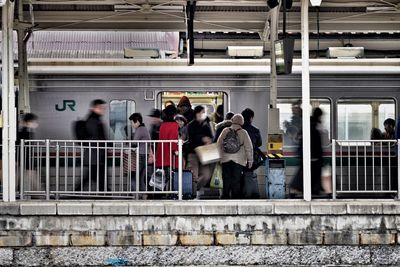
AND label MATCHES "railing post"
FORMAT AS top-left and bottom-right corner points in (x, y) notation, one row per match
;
(20, 140), (25, 200)
(397, 139), (400, 200)
(55, 143), (60, 200)
(332, 139), (336, 199)
(178, 139), (183, 201)
(45, 139), (50, 200)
